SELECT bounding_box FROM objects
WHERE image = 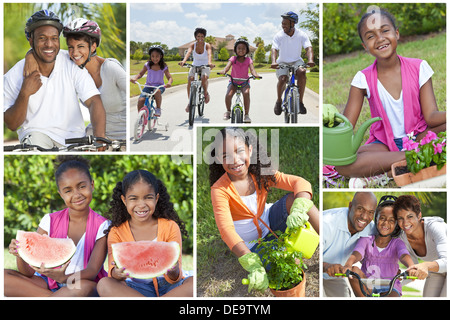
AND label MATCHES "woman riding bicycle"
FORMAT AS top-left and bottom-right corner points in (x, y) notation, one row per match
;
(179, 27), (215, 112)
(271, 11), (315, 116)
(219, 38), (261, 123)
